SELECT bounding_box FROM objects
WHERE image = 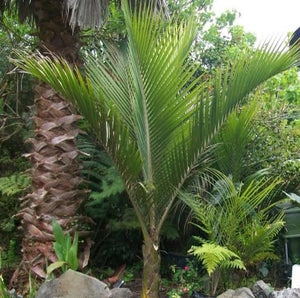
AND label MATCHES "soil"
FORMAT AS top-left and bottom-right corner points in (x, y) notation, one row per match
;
(124, 278), (168, 297)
